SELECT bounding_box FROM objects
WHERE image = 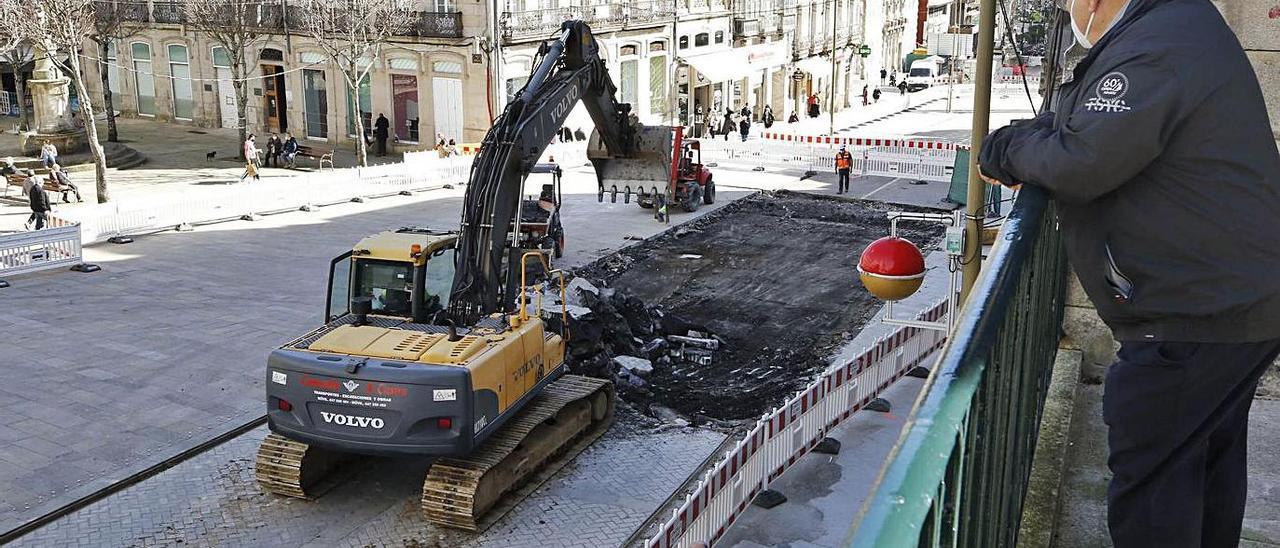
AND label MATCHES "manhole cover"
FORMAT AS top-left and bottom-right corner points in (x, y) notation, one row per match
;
(188, 130), (208, 134)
